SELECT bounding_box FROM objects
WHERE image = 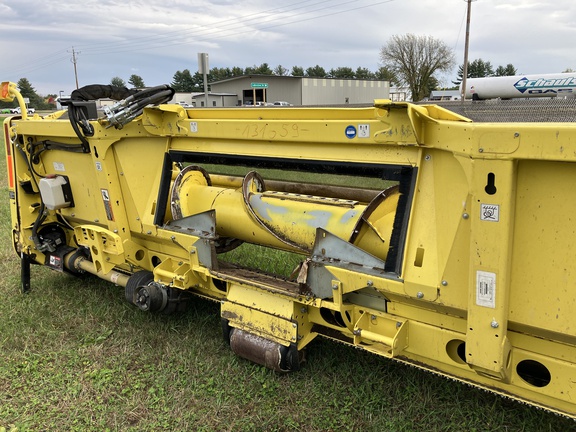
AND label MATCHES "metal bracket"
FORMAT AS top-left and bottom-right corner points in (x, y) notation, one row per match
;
(163, 210), (218, 270)
(163, 210), (217, 239)
(307, 228), (393, 298)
